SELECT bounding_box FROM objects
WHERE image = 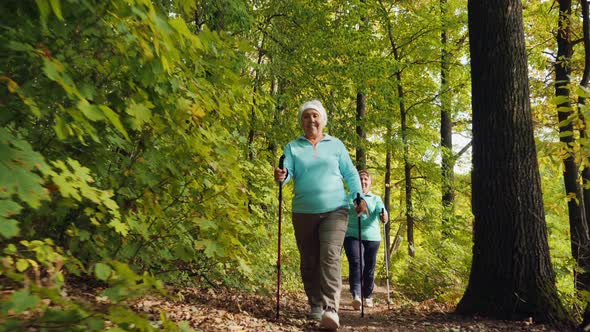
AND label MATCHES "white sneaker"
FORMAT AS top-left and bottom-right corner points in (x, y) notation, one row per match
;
(309, 306), (323, 321)
(352, 295), (361, 310)
(321, 307), (339, 329)
(364, 297), (374, 308)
